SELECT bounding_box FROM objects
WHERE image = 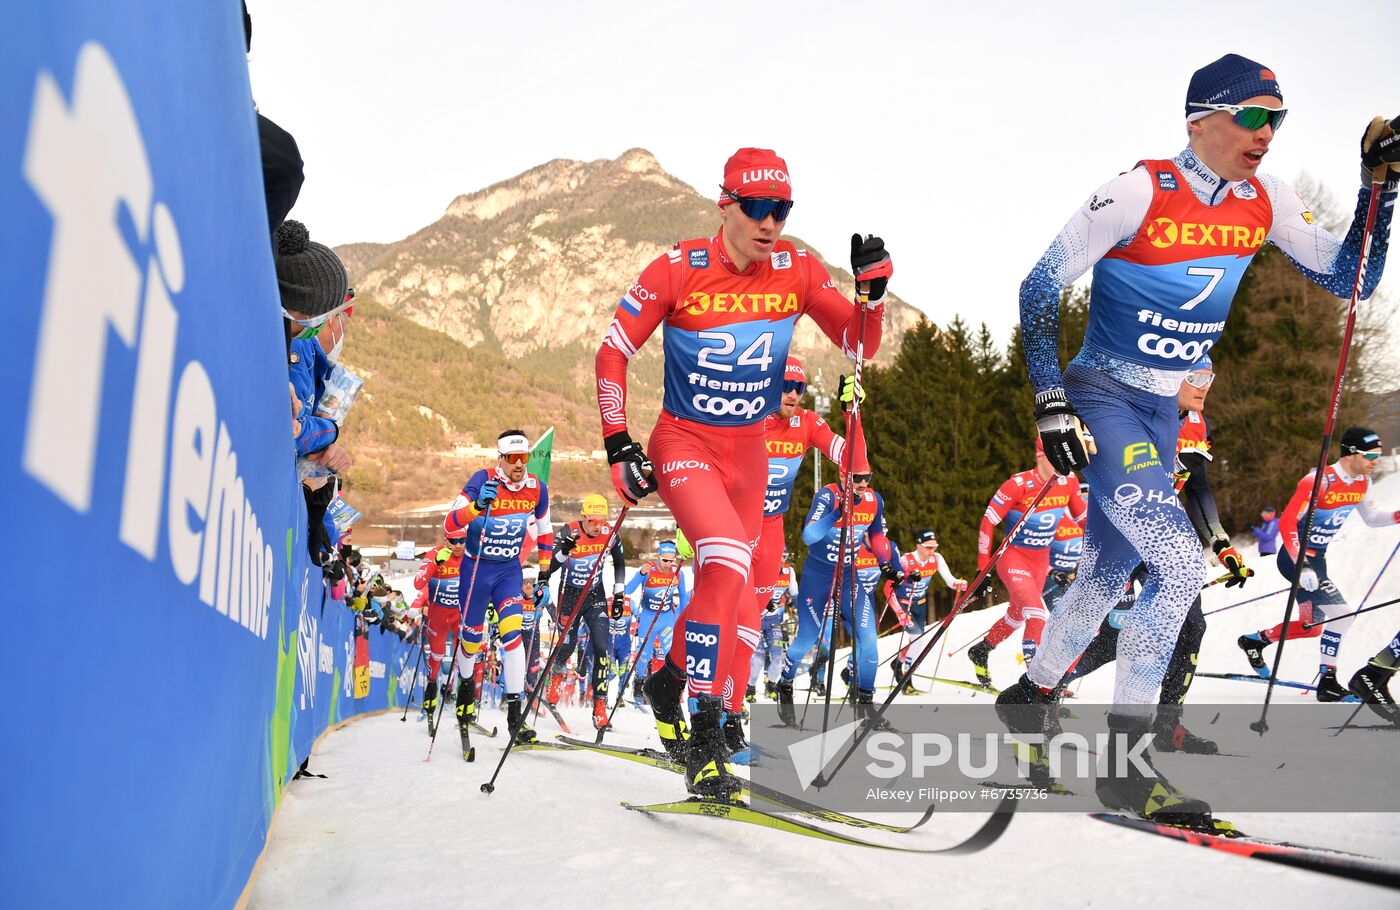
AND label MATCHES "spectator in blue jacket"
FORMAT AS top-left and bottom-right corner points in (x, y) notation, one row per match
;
(1253, 506), (1280, 557)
